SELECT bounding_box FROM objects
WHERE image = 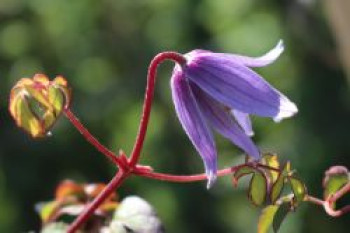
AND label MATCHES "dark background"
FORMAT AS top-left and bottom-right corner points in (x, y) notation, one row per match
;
(0, 0), (349, 232)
